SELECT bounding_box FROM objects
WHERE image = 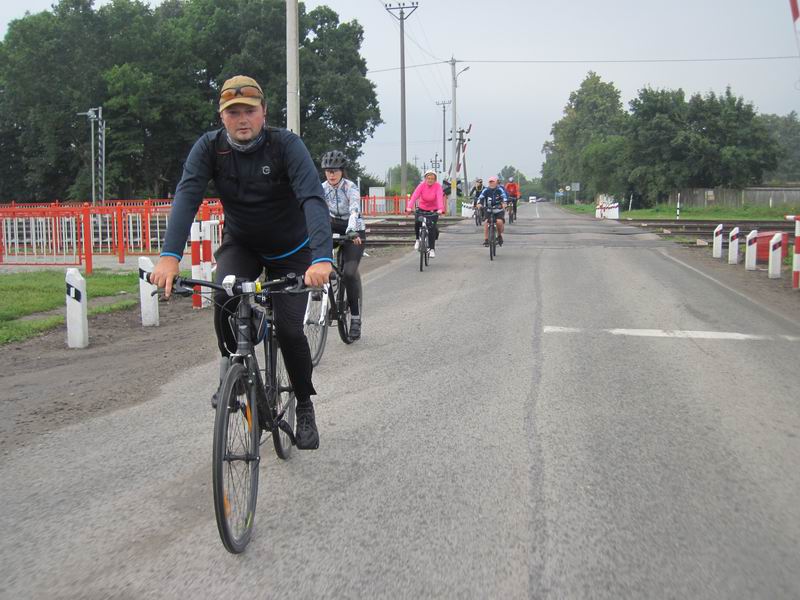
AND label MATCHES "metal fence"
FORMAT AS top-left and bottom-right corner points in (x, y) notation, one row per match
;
(666, 188), (800, 209)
